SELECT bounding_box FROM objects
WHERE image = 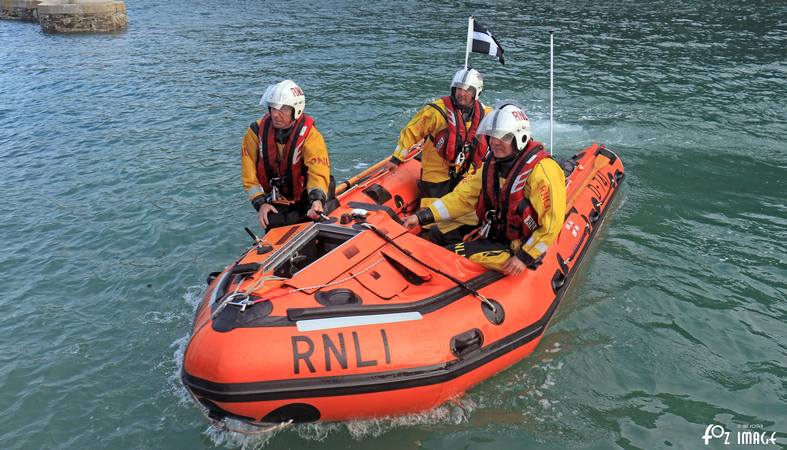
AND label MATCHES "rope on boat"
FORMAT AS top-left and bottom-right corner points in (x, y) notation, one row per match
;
(190, 256), (387, 330)
(243, 274), (287, 295)
(243, 257), (386, 307)
(282, 257), (385, 294)
(186, 388), (293, 435)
